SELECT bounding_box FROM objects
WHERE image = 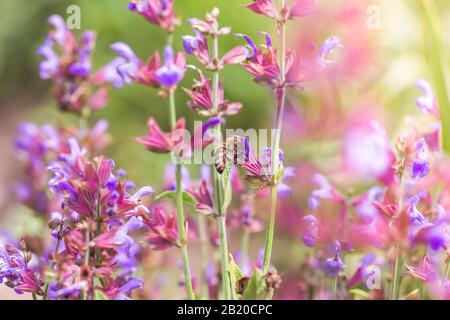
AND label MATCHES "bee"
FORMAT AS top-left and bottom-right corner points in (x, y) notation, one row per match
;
(213, 135), (248, 174)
